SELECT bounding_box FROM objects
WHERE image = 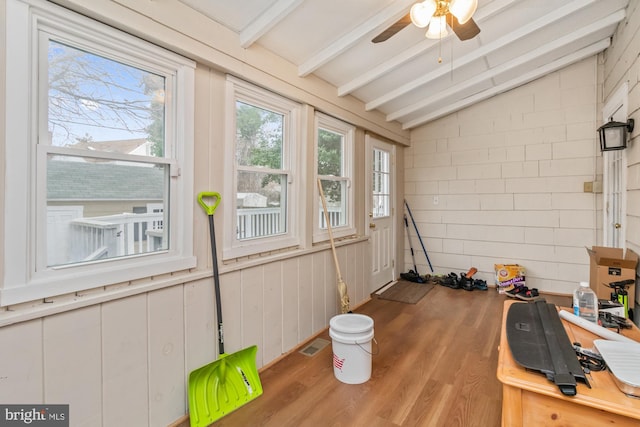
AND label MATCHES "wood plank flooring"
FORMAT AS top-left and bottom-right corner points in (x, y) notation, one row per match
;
(189, 285), (571, 427)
